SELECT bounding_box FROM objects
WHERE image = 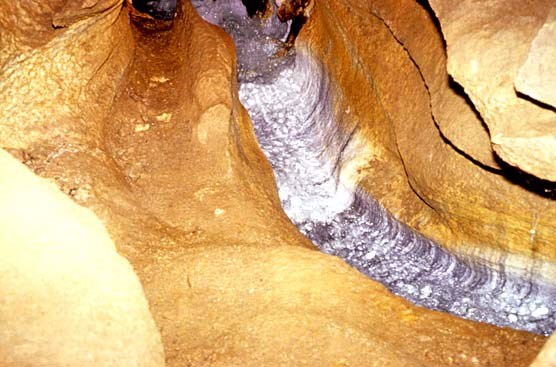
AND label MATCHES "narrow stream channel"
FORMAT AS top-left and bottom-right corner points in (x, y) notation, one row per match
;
(192, 0), (556, 335)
